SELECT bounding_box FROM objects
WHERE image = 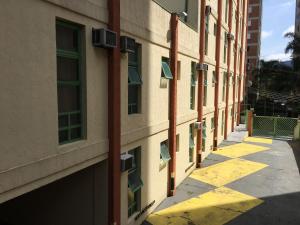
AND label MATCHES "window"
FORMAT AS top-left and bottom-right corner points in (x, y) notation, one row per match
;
(176, 134), (180, 152)
(248, 20), (252, 26)
(177, 61), (181, 80)
(249, 6), (252, 13)
(189, 124), (195, 163)
(204, 71), (208, 106)
(247, 33), (251, 39)
(211, 117), (215, 130)
(160, 140), (171, 168)
(205, 14), (209, 55)
(161, 57), (173, 79)
(225, 0), (228, 23)
(56, 20), (84, 144)
(224, 32), (227, 63)
(214, 23), (217, 36)
(221, 111), (225, 136)
(222, 72), (227, 102)
(190, 62), (197, 110)
(128, 147), (143, 217)
(202, 119), (207, 151)
(212, 71), (217, 87)
(128, 43), (142, 114)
